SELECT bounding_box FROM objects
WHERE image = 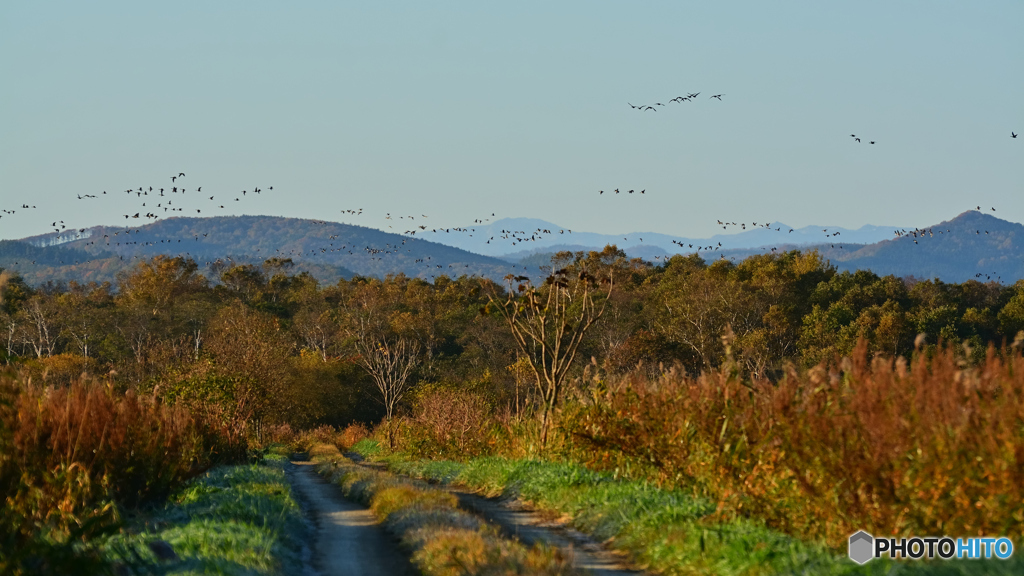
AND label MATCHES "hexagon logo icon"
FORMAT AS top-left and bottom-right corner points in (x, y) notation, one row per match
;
(849, 531), (874, 565)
